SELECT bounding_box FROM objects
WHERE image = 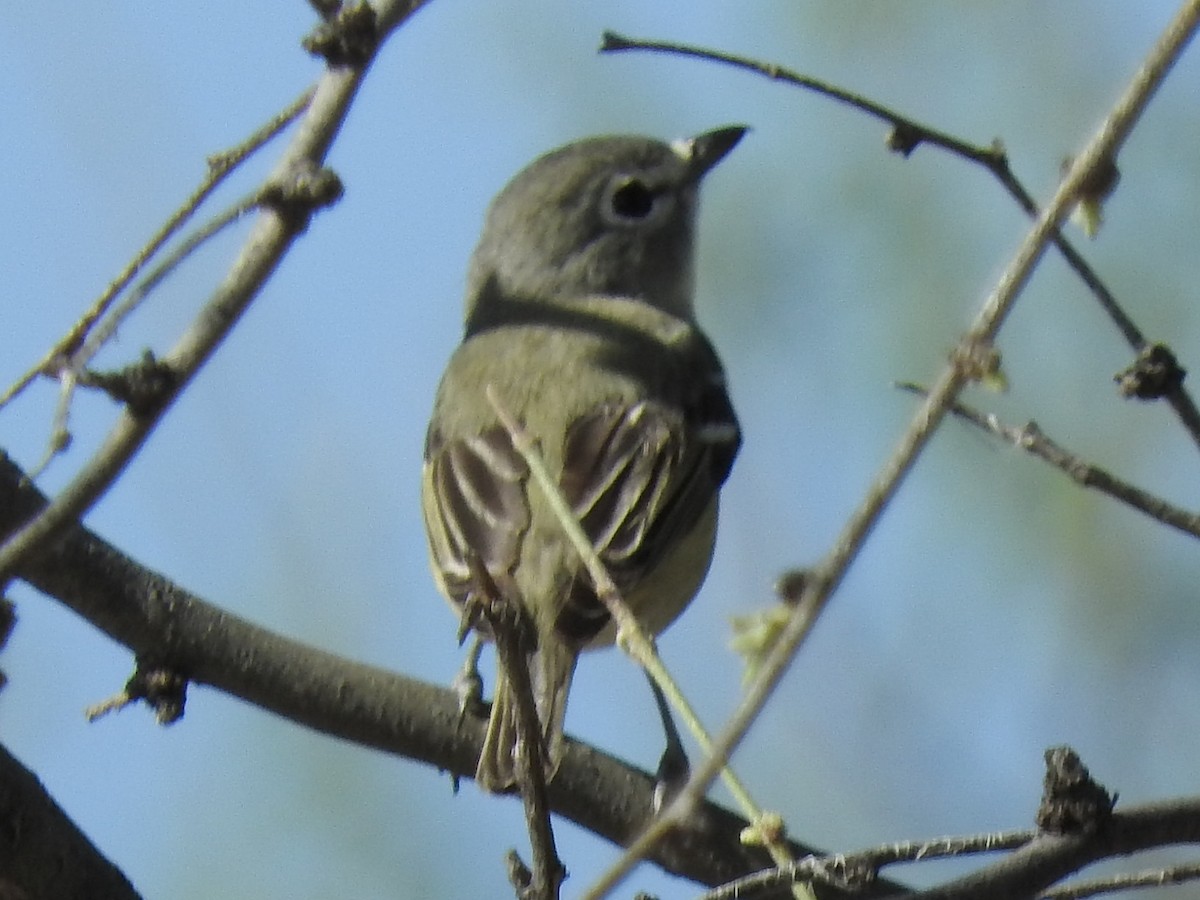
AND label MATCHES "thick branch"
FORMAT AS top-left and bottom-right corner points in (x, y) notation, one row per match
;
(0, 742), (140, 900)
(0, 453), (879, 897)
